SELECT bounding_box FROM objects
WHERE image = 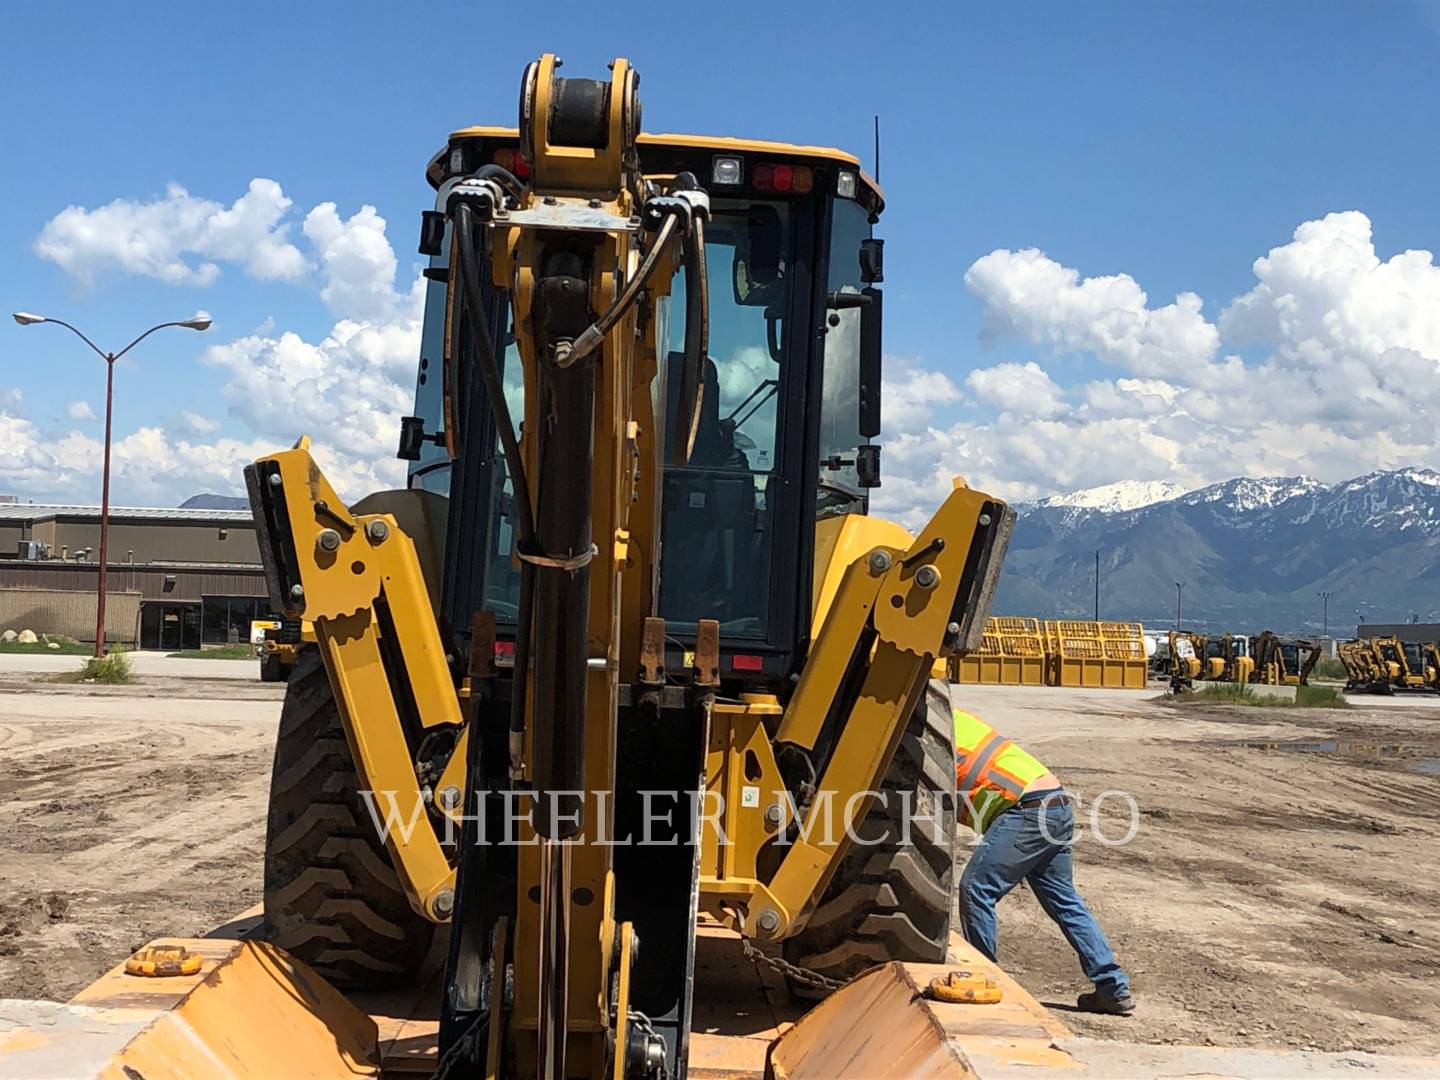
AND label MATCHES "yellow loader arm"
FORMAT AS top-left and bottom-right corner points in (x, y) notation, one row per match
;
(245, 438), (465, 923)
